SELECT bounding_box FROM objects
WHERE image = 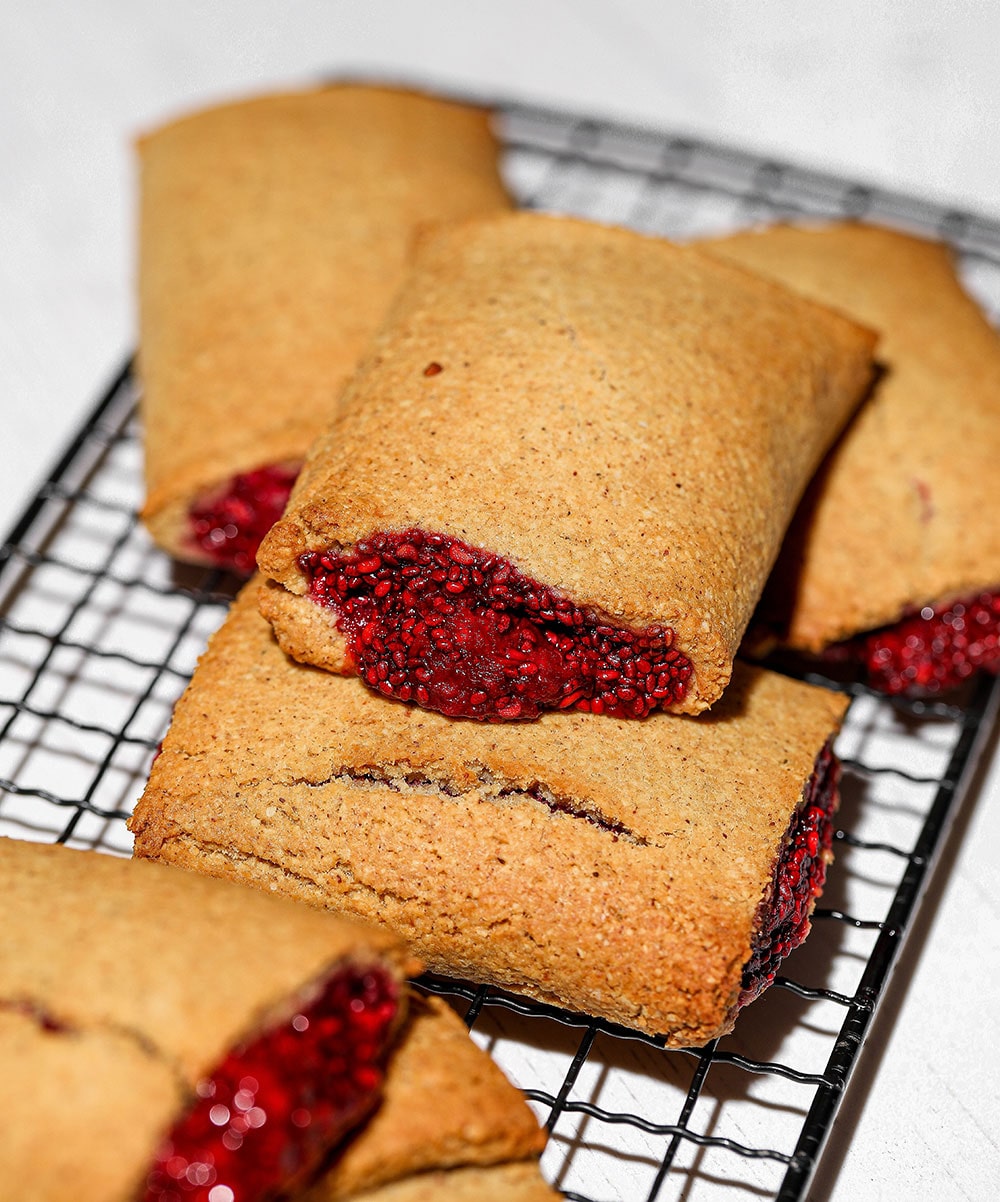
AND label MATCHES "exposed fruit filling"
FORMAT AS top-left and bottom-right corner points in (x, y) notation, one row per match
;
(300, 529), (692, 721)
(739, 741), (839, 1008)
(142, 963), (399, 1202)
(825, 590), (1000, 697)
(189, 464), (300, 576)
